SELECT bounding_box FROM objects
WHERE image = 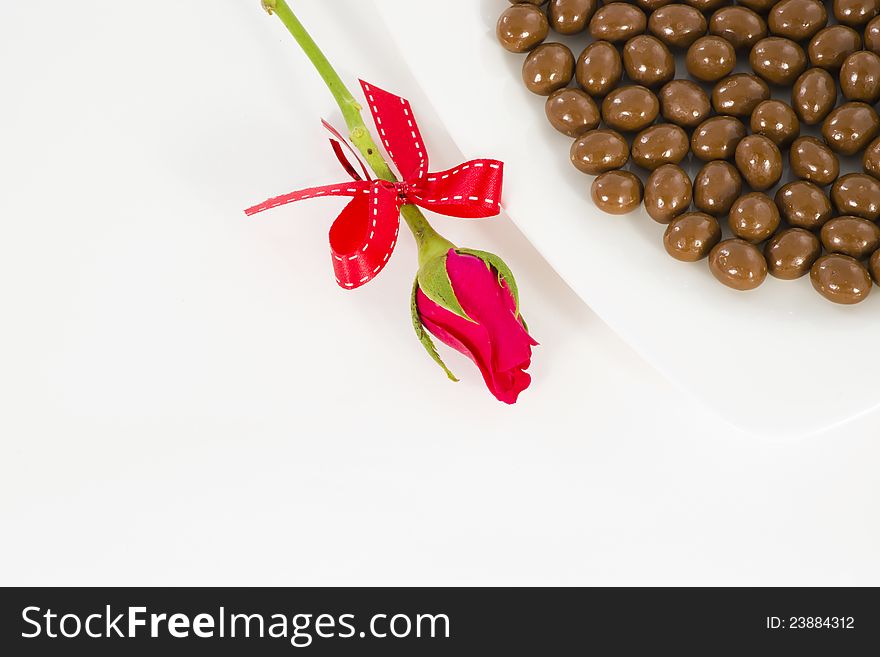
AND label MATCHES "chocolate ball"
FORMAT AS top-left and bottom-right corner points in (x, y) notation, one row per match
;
(601, 85), (659, 131)
(571, 128), (630, 174)
(791, 67), (837, 125)
(840, 51), (880, 104)
(866, 16), (880, 55)
(822, 102), (880, 155)
(821, 216), (880, 259)
(831, 173), (880, 220)
(833, 0), (880, 28)
(768, 0), (827, 41)
(862, 135), (880, 178)
(683, 0), (726, 10)
(589, 2), (647, 43)
(591, 170), (643, 214)
(738, 0), (777, 13)
(548, 0), (597, 35)
(686, 36), (736, 82)
(808, 25), (862, 70)
(789, 136), (840, 186)
(709, 6), (768, 50)
(870, 249), (880, 282)
(712, 74), (770, 116)
(749, 37), (807, 86)
(694, 160), (742, 216)
(631, 123), (689, 170)
(497, 4), (550, 53)
(649, 4), (707, 49)
(774, 180), (833, 229)
(729, 192), (781, 243)
(623, 35), (675, 88)
(750, 100), (800, 148)
(734, 135), (783, 191)
(522, 43), (575, 95)
(691, 116), (747, 161)
(546, 88), (601, 137)
(709, 239), (768, 290)
(576, 41), (623, 97)
(664, 212), (722, 261)
(765, 228), (822, 280)
(659, 79), (712, 128)
(810, 255), (873, 304)
(644, 164), (692, 223)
